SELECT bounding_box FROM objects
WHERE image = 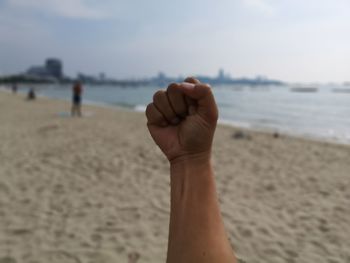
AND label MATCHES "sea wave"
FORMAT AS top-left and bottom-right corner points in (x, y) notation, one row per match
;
(134, 104), (147, 112)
